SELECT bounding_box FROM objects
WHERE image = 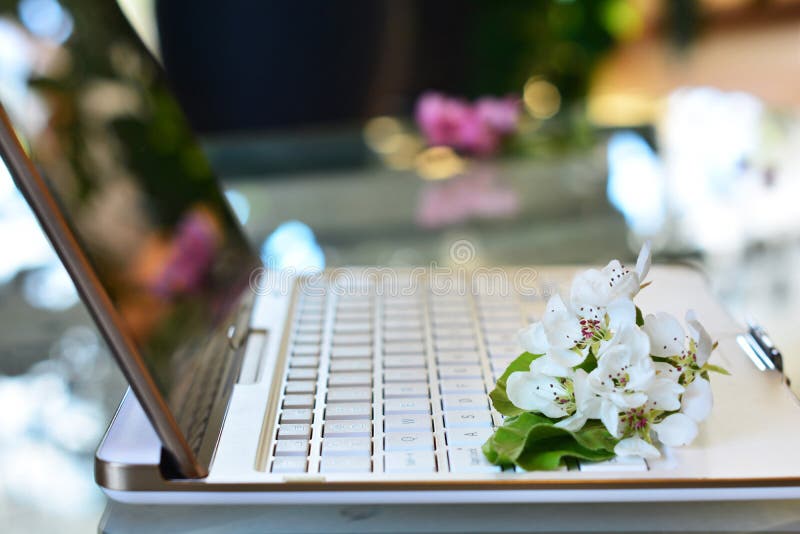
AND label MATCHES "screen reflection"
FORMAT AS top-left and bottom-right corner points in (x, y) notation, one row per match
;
(0, 0), (260, 446)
